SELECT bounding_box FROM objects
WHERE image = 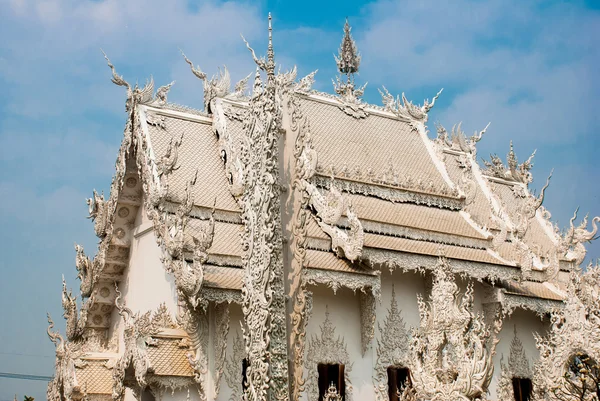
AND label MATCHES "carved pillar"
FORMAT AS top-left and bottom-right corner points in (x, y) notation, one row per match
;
(359, 290), (377, 357)
(213, 302), (230, 398)
(239, 16), (289, 401)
